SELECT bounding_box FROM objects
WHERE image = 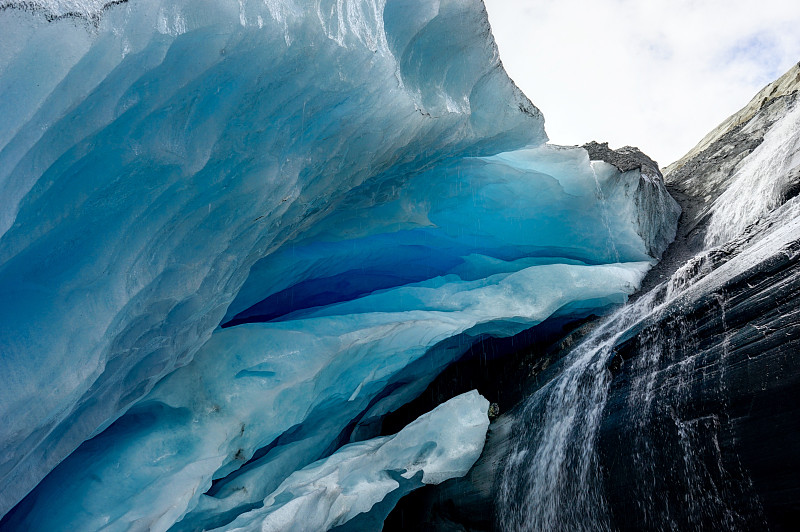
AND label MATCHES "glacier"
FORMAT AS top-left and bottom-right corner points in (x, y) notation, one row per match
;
(0, 0), (679, 529)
